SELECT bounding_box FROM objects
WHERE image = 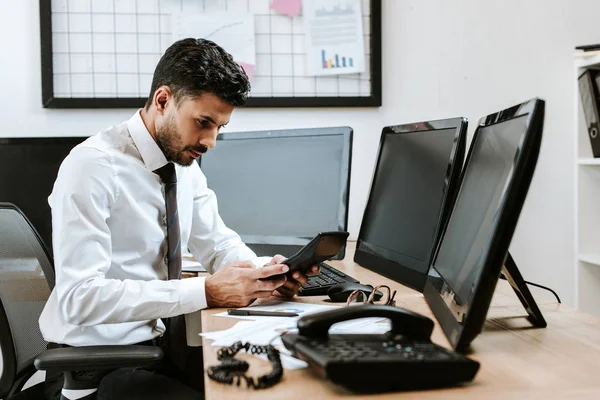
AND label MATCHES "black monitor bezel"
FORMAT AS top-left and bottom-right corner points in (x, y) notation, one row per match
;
(0, 137), (85, 146)
(0, 137), (87, 252)
(354, 117), (467, 291)
(423, 98), (545, 351)
(198, 127), (353, 260)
